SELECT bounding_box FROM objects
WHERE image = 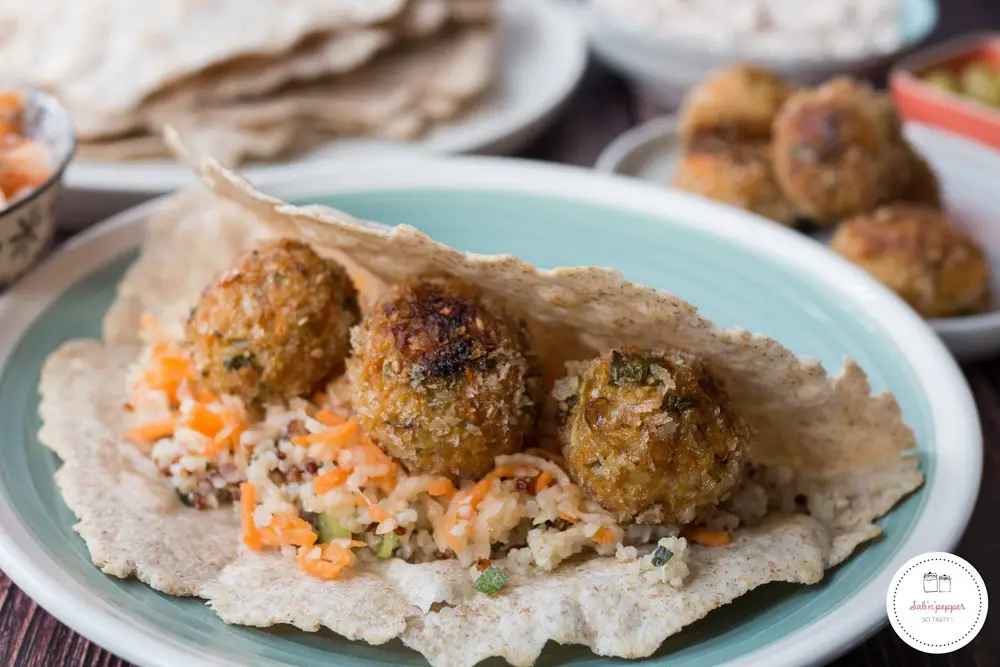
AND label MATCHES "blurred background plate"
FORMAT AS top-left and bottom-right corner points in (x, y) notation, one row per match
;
(59, 0), (587, 224)
(588, 0), (939, 109)
(0, 155), (979, 667)
(595, 117), (1000, 361)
